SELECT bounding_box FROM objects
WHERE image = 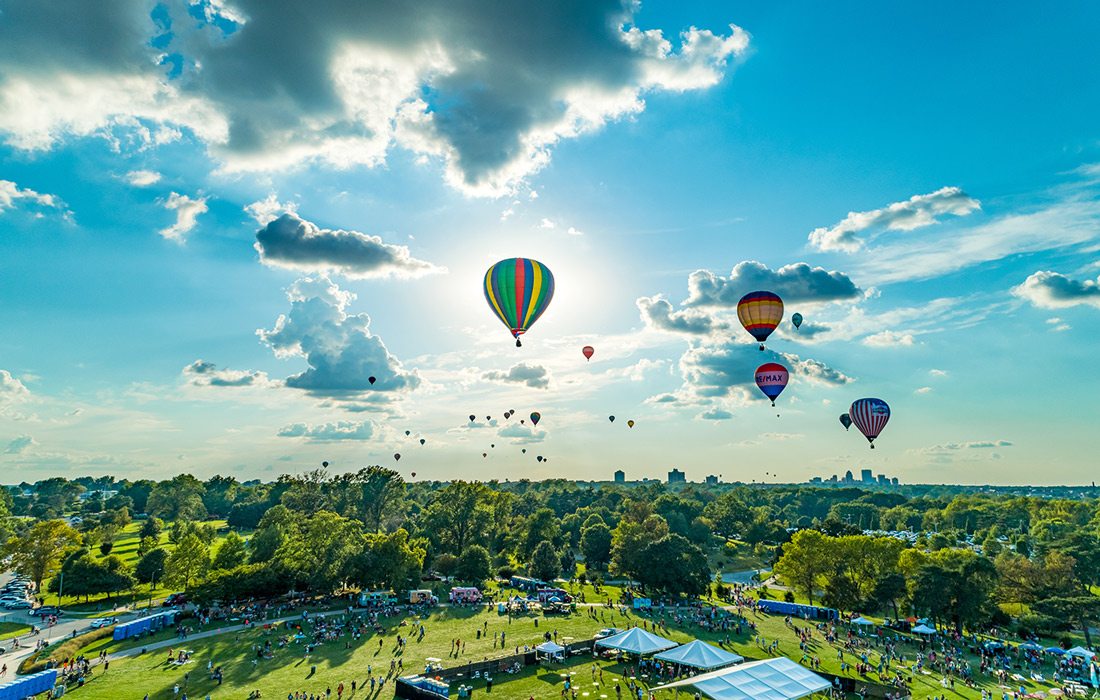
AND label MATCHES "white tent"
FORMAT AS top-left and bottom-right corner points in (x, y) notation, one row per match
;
(850, 616), (874, 626)
(911, 624), (937, 635)
(1066, 646), (1096, 659)
(653, 640), (744, 670)
(653, 656), (831, 700)
(594, 627), (678, 655)
(535, 641), (565, 661)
